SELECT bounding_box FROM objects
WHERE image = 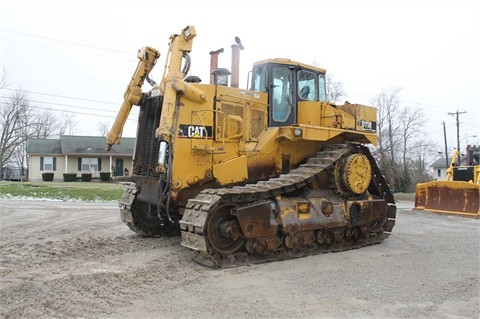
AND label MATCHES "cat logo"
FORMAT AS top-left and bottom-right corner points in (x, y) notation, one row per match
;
(178, 124), (213, 139)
